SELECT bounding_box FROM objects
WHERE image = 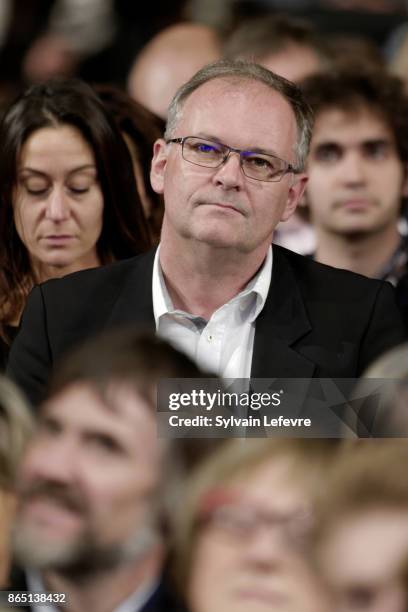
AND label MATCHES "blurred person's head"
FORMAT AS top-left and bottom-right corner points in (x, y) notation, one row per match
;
(12, 329), (202, 577)
(128, 22), (221, 119)
(172, 438), (337, 612)
(96, 85), (165, 244)
(0, 78), (151, 341)
(350, 342), (408, 437)
(0, 377), (32, 586)
(324, 36), (385, 72)
(315, 440), (408, 612)
(302, 68), (408, 248)
(223, 14), (330, 83)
